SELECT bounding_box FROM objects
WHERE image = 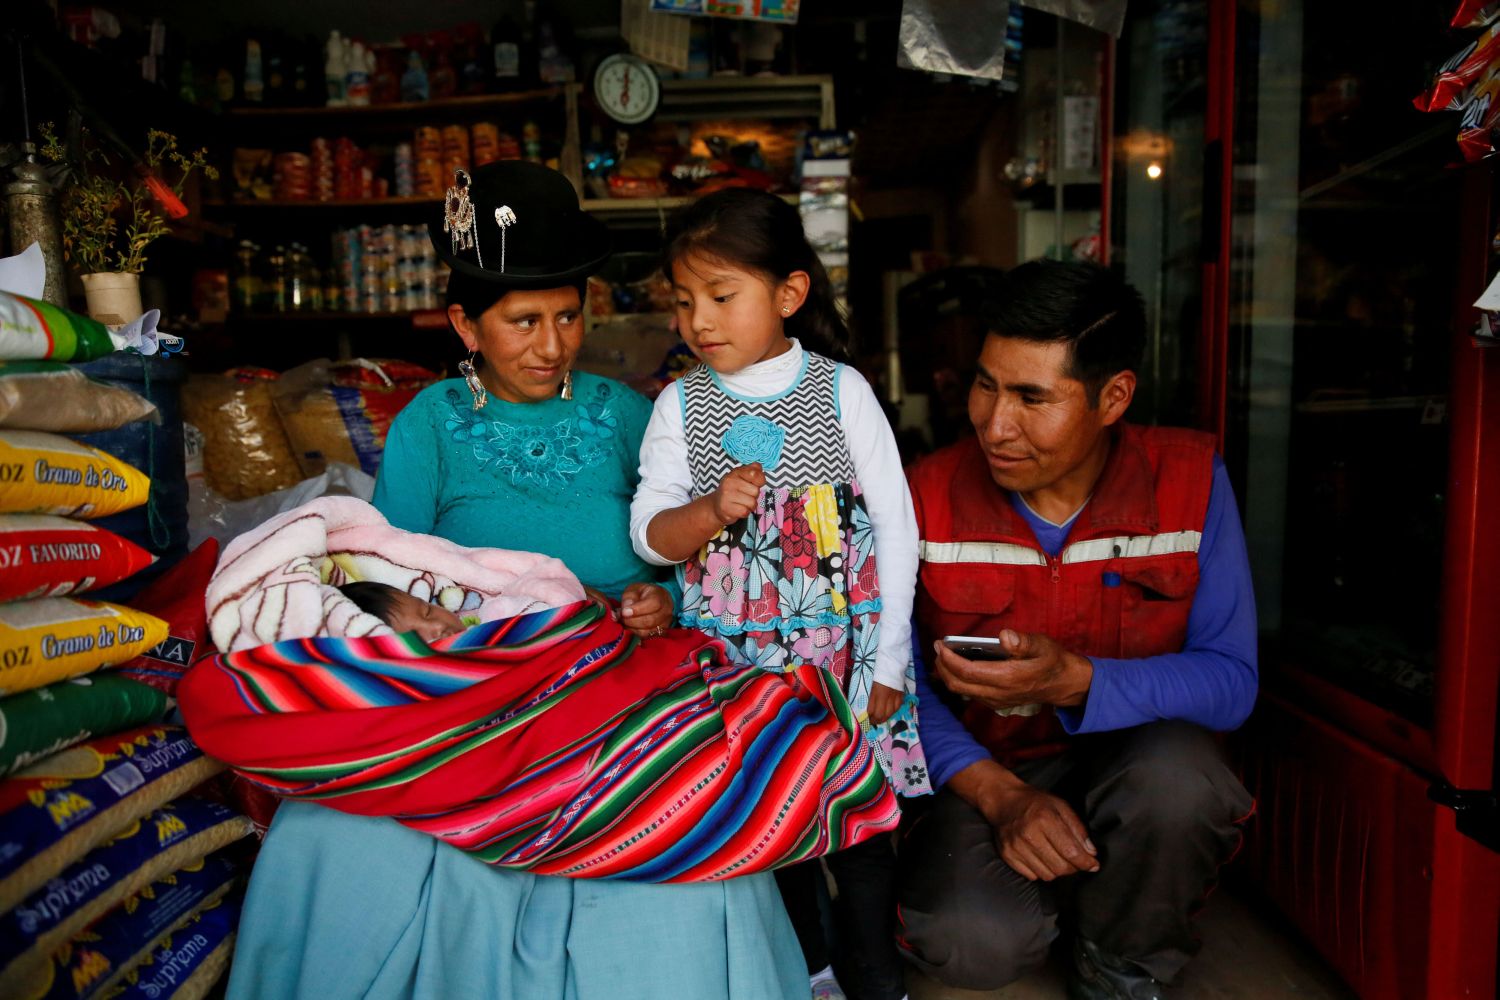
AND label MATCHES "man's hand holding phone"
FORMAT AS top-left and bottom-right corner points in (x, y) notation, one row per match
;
(935, 630), (1093, 713)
